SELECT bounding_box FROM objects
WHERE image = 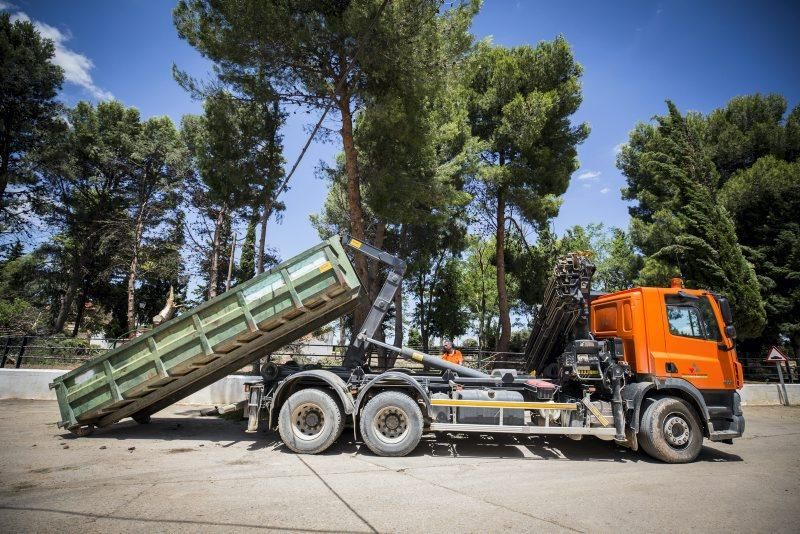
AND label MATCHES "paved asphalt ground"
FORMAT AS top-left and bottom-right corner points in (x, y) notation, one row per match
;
(0, 400), (798, 533)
